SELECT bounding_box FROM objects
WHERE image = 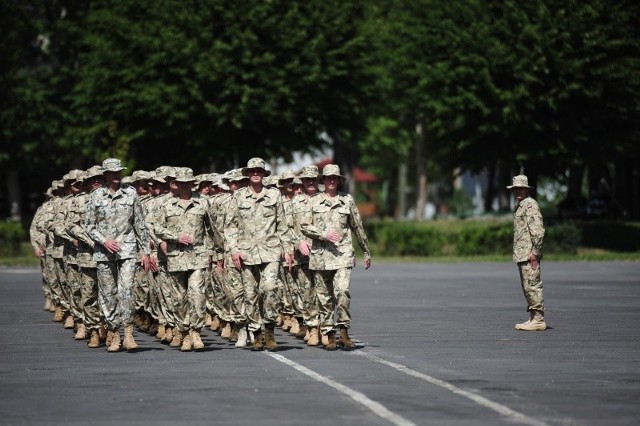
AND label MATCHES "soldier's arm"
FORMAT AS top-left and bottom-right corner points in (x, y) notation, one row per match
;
(29, 207), (46, 251)
(525, 201), (545, 257)
(276, 195), (293, 255)
(347, 195), (372, 261)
